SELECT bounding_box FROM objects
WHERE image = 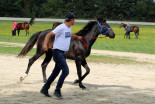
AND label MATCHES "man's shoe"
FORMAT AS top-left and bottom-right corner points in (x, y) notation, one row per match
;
(54, 90), (63, 99)
(40, 89), (51, 97)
